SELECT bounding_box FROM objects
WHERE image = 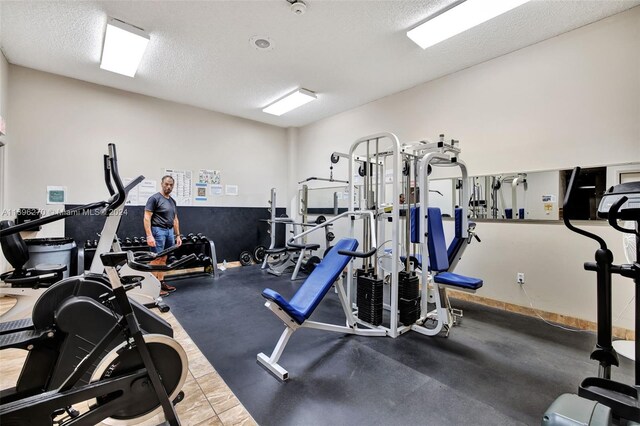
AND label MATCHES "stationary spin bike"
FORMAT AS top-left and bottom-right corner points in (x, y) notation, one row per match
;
(0, 248), (192, 425)
(543, 167), (639, 425)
